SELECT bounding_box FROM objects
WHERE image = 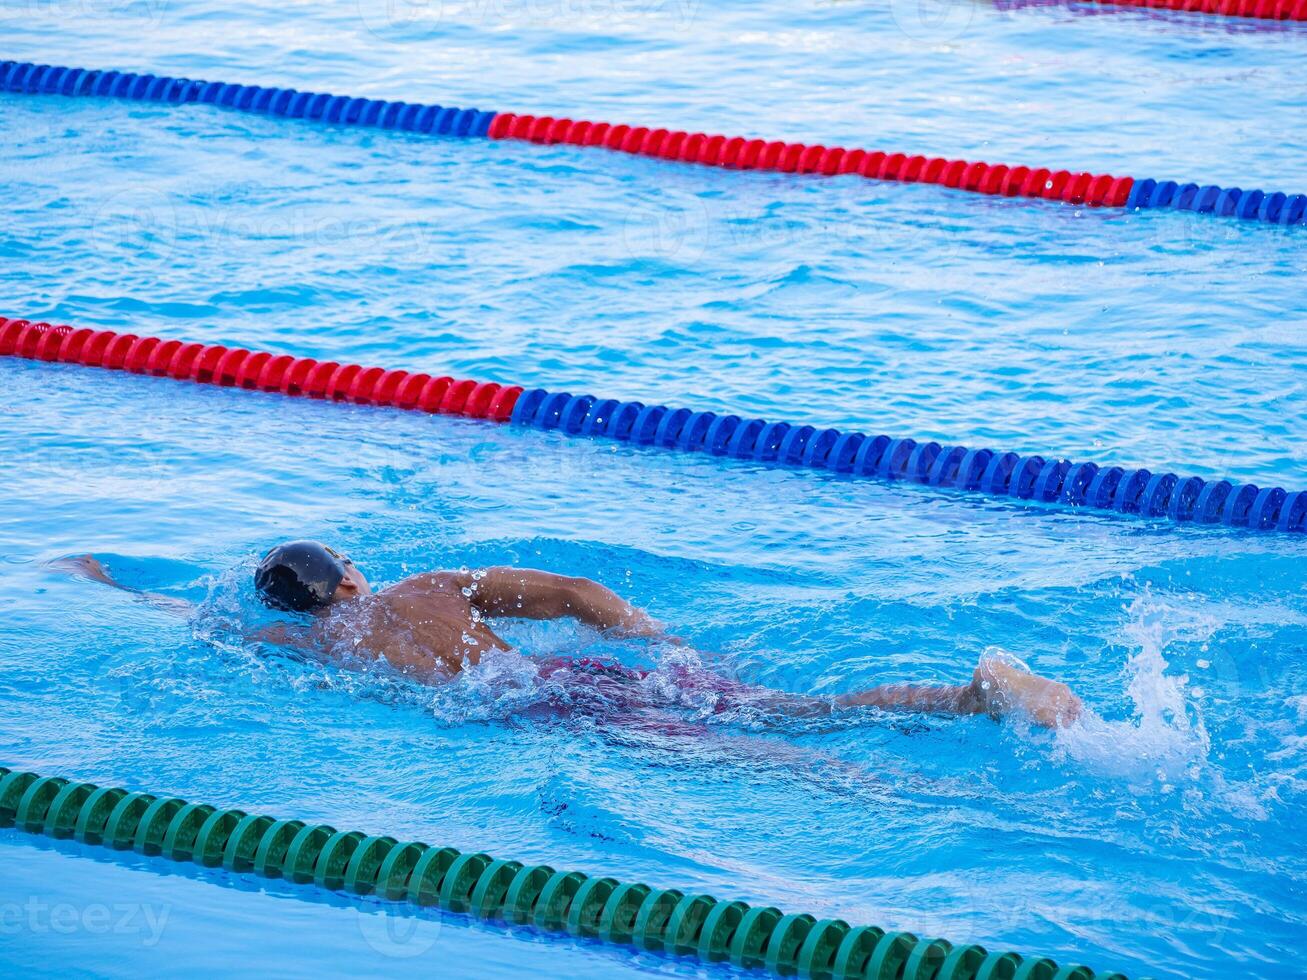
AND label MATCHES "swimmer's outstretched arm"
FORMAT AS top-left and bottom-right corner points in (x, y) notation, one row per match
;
(739, 657), (1081, 730)
(445, 567), (676, 641)
(54, 554), (315, 652)
(49, 554), (194, 618)
(833, 658), (1082, 729)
